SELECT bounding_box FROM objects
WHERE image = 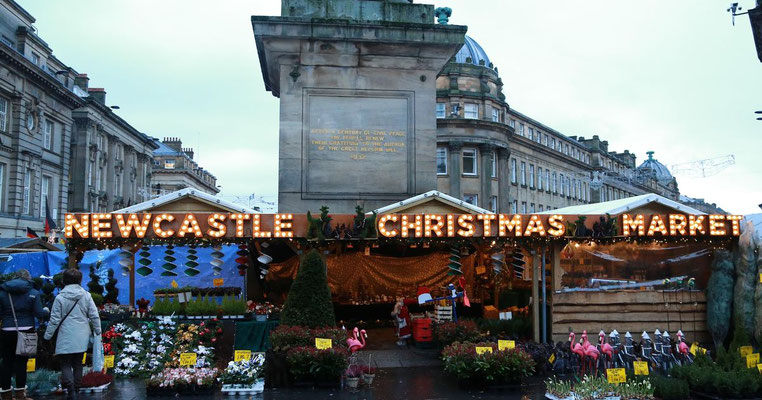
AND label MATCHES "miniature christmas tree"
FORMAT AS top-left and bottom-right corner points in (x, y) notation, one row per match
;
(280, 250), (335, 327)
(104, 268), (119, 305)
(707, 249), (733, 350)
